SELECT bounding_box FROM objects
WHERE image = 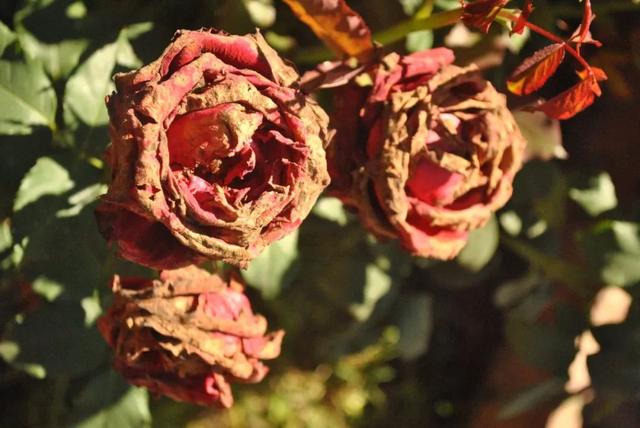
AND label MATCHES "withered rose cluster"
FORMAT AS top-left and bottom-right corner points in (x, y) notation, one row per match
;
(96, 29), (526, 408)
